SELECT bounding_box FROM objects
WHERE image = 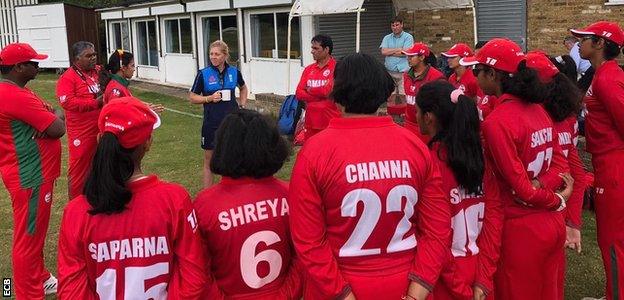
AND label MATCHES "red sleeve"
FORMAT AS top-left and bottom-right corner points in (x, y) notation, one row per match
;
(56, 74), (100, 112)
(465, 79), (480, 99)
(58, 206), (97, 300)
(474, 163), (504, 294)
(482, 119), (561, 209)
(595, 71), (624, 140)
(295, 67), (322, 103)
(6, 91), (57, 133)
(289, 153), (351, 299)
(167, 192), (209, 300)
(536, 141), (567, 190)
(565, 144), (585, 229)
(277, 256), (304, 298)
(408, 154), (452, 290)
